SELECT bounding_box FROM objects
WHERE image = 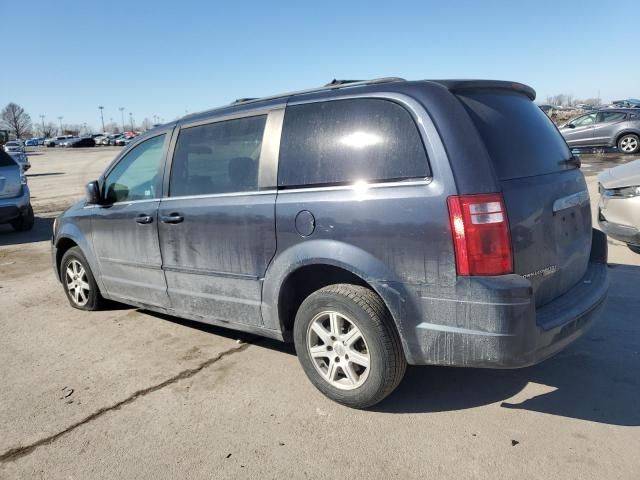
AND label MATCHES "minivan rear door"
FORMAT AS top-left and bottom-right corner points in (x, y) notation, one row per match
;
(157, 110), (279, 327)
(457, 91), (592, 307)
